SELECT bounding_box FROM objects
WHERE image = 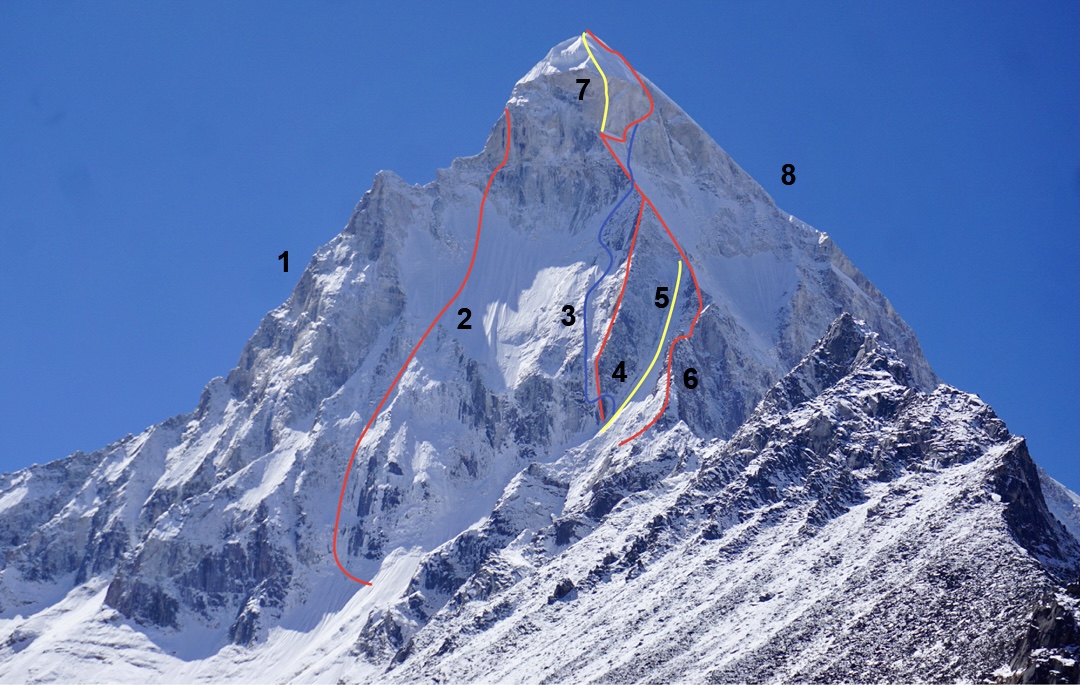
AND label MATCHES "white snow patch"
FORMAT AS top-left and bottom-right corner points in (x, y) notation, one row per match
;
(0, 487), (28, 515)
